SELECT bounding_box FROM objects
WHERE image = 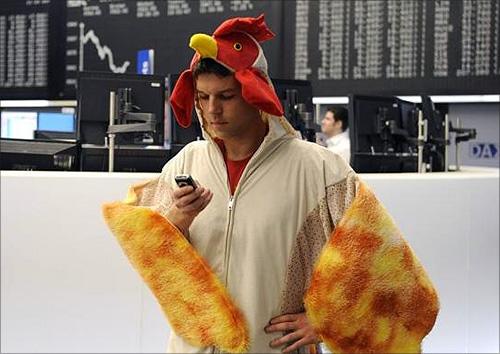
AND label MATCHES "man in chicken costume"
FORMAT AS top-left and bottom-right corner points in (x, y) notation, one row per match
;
(102, 15), (439, 353)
